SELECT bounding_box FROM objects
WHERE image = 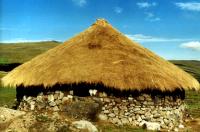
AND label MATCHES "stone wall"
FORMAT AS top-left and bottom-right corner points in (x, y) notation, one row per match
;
(18, 90), (185, 130)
